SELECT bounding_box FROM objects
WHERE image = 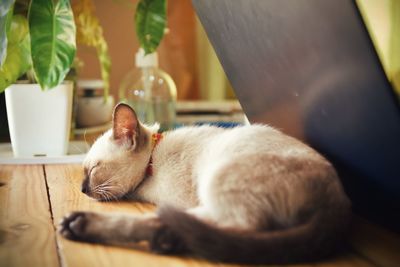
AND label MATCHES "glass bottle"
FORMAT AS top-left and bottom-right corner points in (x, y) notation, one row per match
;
(119, 49), (177, 132)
